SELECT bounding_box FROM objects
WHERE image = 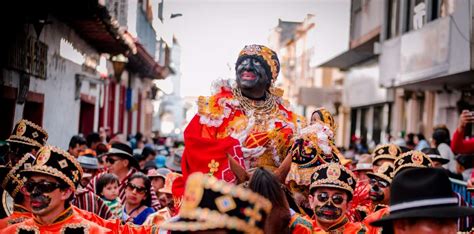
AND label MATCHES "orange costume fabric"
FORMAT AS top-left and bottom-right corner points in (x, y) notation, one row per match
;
(312, 217), (367, 234)
(289, 212), (313, 234)
(178, 81), (305, 196)
(0, 205), (32, 231)
(2, 206), (113, 233)
(3, 206), (160, 234)
(363, 207), (389, 234)
(74, 206), (160, 234)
